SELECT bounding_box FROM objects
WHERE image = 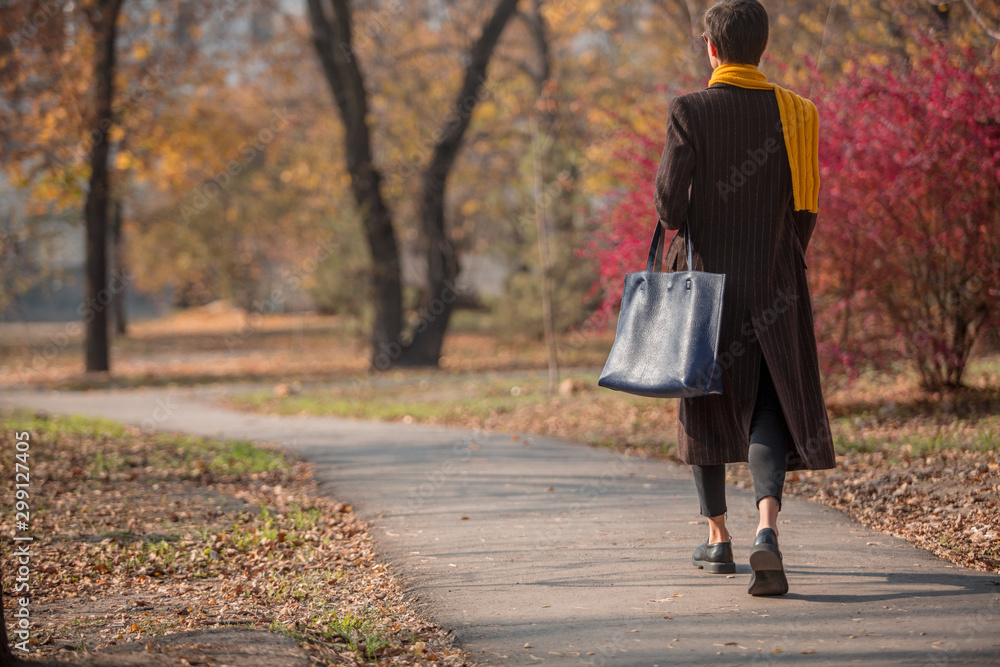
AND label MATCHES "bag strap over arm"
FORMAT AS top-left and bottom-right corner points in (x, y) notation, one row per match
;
(648, 219), (694, 273)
